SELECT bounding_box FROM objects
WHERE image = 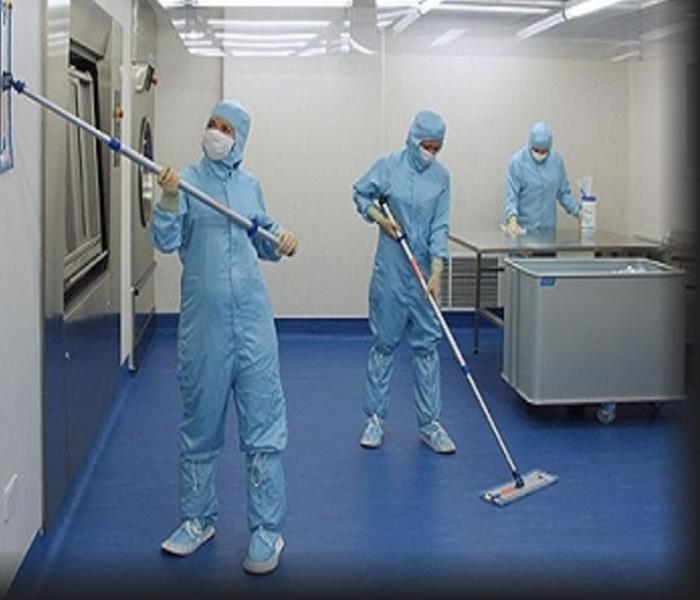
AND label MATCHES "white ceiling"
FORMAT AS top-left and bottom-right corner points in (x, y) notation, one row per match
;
(152, 1), (698, 60)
